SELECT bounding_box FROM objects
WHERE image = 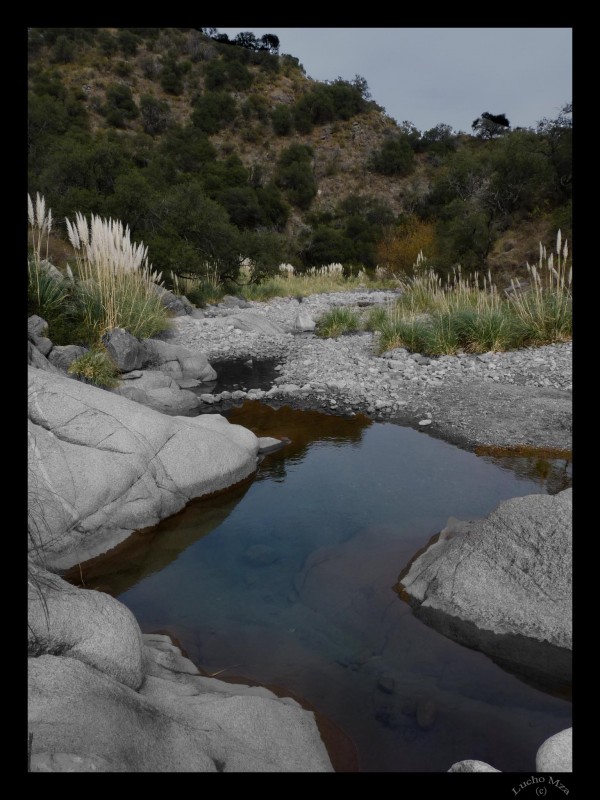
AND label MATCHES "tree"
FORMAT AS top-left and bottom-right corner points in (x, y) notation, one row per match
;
(260, 34), (280, 54)
(472, 112), (510, 139)
(234, 32), (259, 50)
